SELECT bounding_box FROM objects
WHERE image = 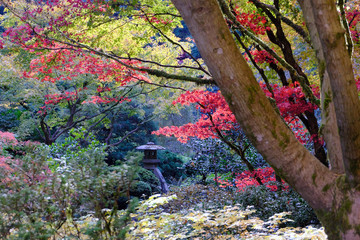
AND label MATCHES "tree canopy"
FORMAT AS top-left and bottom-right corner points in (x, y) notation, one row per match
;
(0, 0), (360, 239)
